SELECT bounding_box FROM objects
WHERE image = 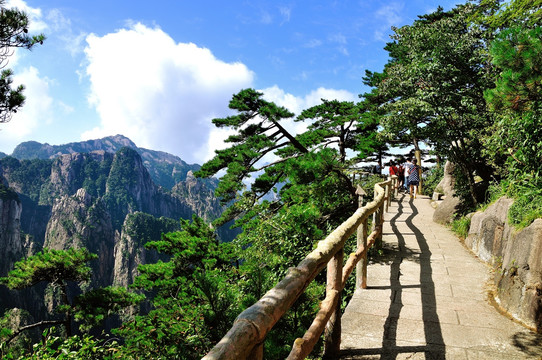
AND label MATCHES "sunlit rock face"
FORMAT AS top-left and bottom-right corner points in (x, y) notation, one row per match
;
(466, 198), (542, 331)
